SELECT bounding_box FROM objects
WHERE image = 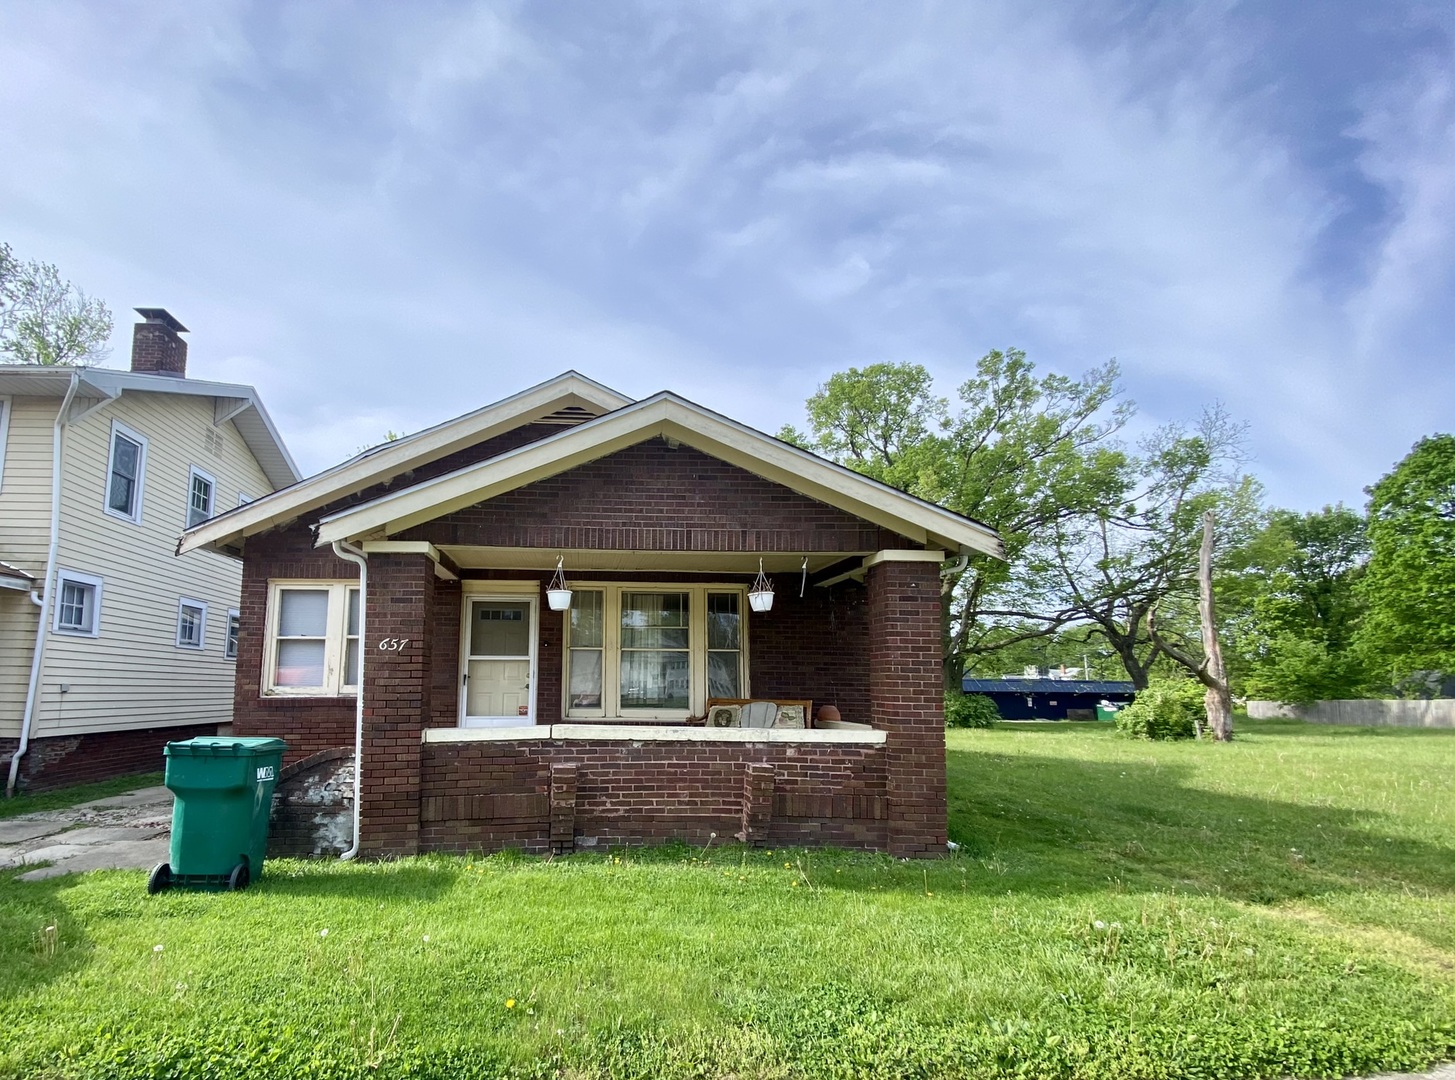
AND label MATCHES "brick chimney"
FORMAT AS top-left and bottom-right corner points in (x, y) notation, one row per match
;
(131, 308), (188, 377)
